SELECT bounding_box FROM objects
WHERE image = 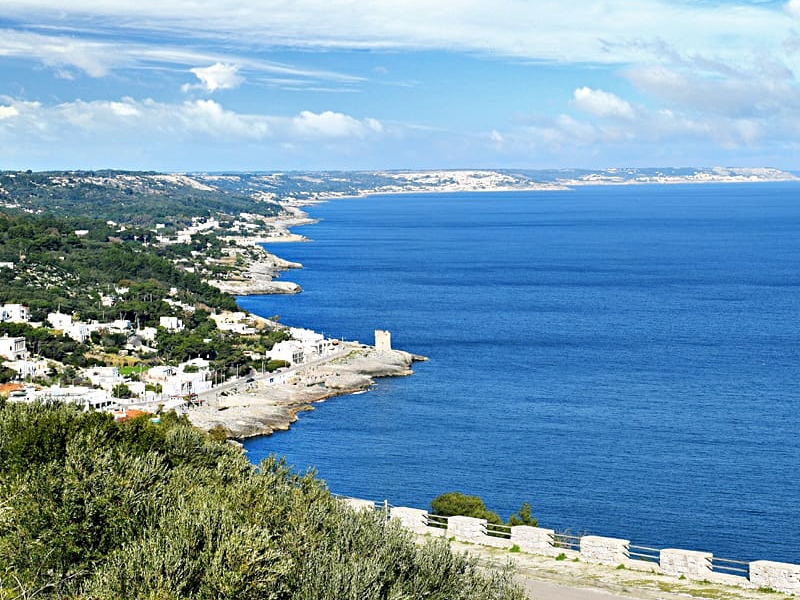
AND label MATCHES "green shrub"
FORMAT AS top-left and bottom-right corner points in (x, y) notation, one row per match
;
(0, 402), (524, 600)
